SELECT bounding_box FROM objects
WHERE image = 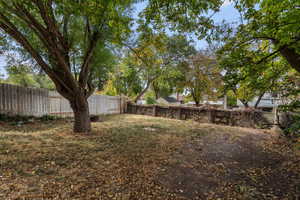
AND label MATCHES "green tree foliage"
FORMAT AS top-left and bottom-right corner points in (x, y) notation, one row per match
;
(218, 41), (289, 108)
(0, 0), (134, 132)
(277, 70), (300, 138)
(5, 64), (55, 89)
(226, 90), (237, 107)
(111, 58), (143, 97)
(90, 45), (117, 91)
(121, 33), (196, 102)
(142, 0), (222, 39)
(144, 90), (157, 104)
(219, 0), (300, 73)
(150, 34), (196, 99)
(178, 52), (222, 106)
